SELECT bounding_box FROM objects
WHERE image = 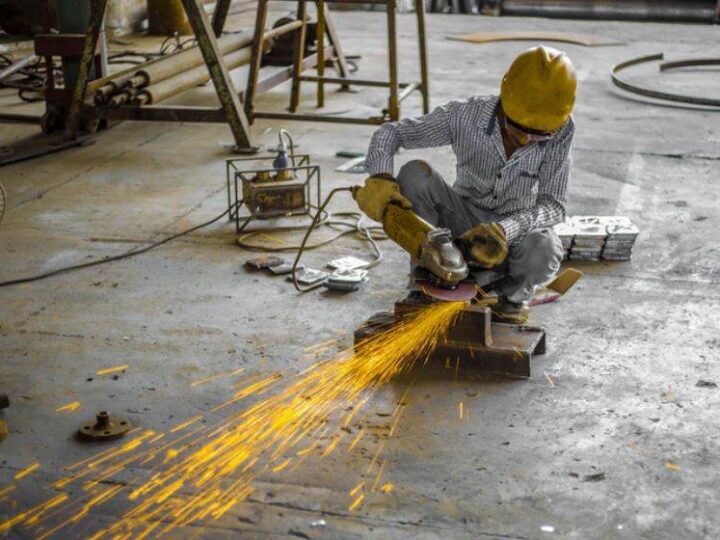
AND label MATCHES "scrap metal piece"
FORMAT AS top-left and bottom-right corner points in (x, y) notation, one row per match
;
(448, 32), (623, 47)
(0, 393), (9, 409)
(611, 53), (720, 109)
(324, 268), (369, 292)
(78, 411), (131, 441)
(245, 255), (284, 269)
